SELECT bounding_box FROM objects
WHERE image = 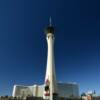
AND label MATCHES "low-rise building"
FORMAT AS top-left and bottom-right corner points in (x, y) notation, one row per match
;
(12, 82), (79, 98)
